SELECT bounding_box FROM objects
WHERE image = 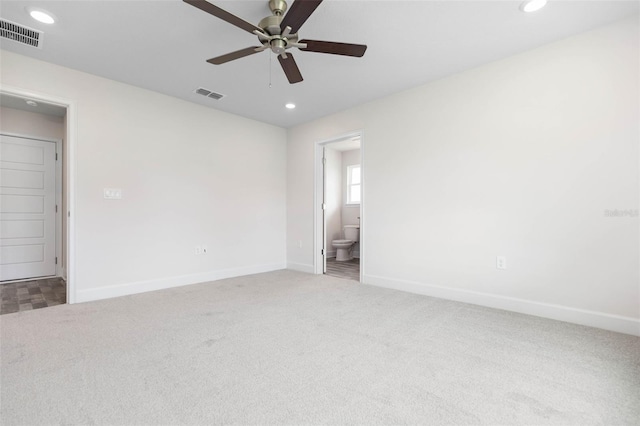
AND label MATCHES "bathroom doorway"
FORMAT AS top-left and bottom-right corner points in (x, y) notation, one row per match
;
(314, 132), (363, 282)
